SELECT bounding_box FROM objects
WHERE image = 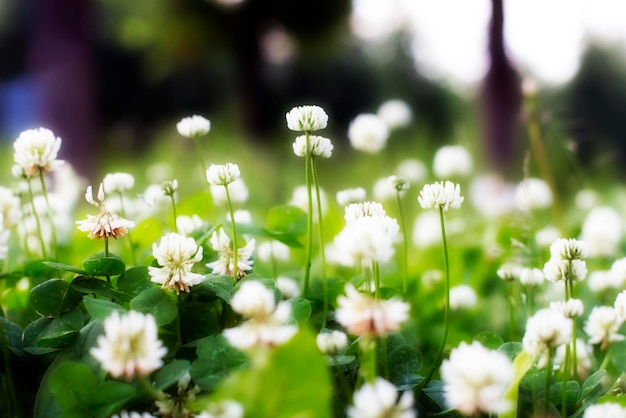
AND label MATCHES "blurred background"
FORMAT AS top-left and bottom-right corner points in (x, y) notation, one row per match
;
(1, 0), (626, 183)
